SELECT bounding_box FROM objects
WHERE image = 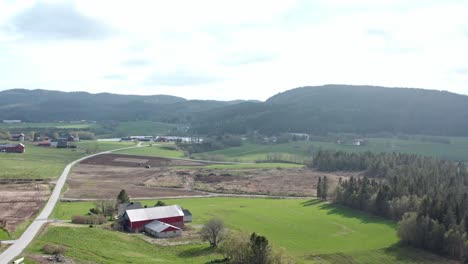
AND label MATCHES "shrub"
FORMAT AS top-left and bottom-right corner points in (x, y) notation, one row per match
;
(42, 244), (66, 255)
(72, 215), (107, 225)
